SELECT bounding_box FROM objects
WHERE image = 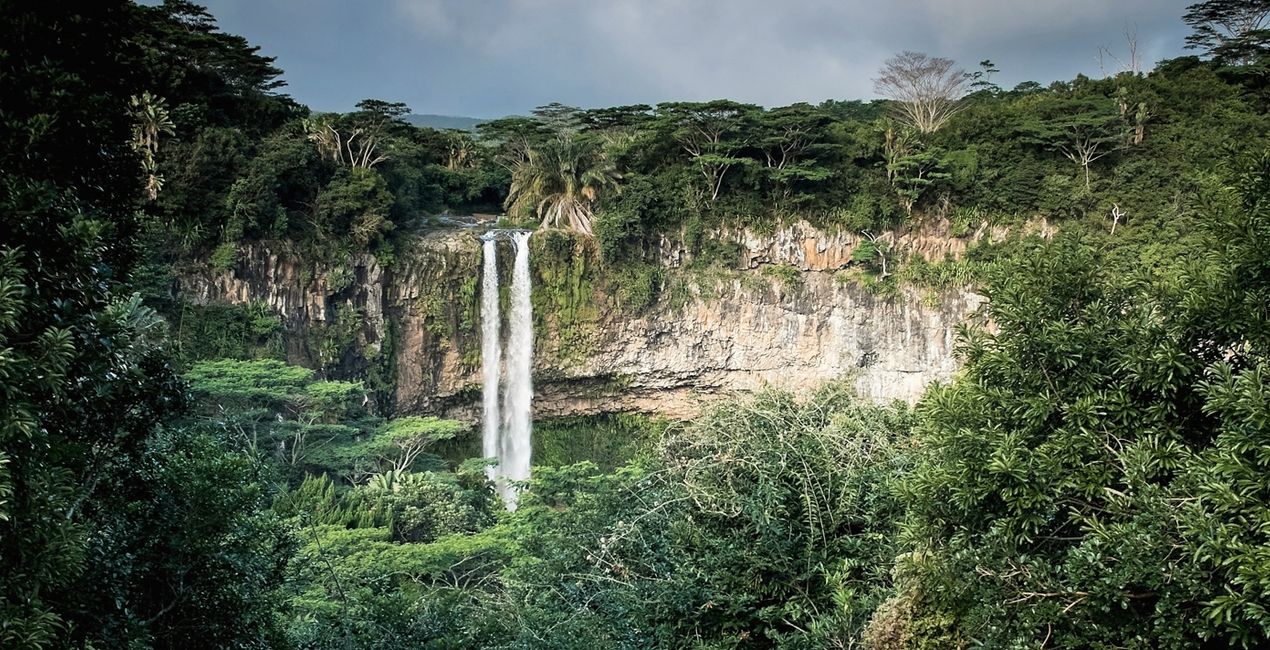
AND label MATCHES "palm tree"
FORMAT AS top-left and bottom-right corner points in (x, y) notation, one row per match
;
(505, 135), (620, 236)
(128, 92), (175, 201)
